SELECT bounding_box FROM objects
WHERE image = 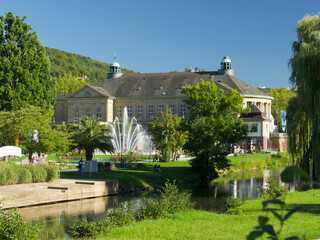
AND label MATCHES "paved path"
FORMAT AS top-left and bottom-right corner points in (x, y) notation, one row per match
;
(0, 179), (118, 209)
